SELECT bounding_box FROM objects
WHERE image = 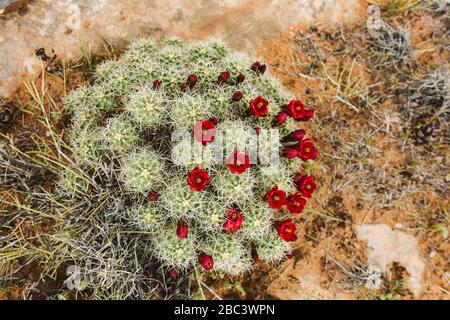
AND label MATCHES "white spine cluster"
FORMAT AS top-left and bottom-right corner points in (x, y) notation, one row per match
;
(211, 169), (255, 204)
(102, 117), (139, 153)
(153, 224), (198, 269)
(119, 148), (165, 192)
(125, 86), (167, 129)
(160, 177), (204, 219)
